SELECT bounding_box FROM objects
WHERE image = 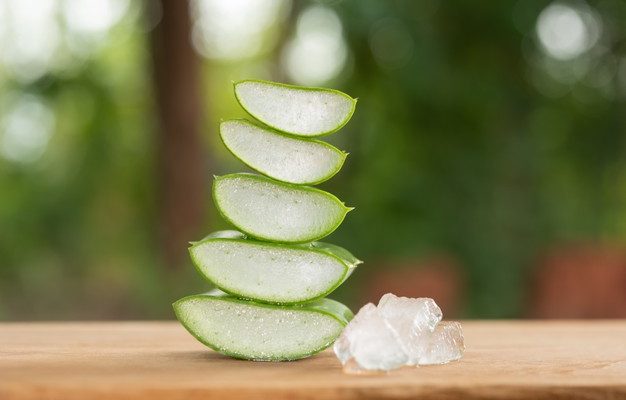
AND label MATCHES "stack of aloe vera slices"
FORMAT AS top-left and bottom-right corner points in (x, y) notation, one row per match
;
(174, 80), (360, 361)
